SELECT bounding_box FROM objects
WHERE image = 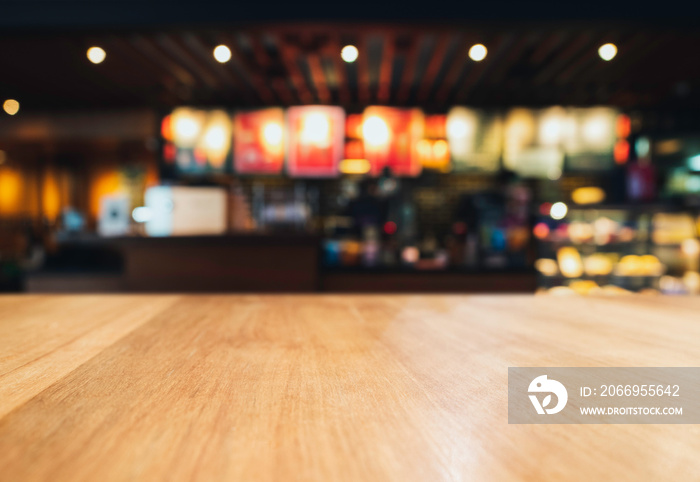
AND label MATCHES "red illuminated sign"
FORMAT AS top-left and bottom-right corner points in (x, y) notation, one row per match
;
(362, 107), (424, 177)
(287, 106), (345, 177)
(233, 108), (285, 174)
